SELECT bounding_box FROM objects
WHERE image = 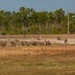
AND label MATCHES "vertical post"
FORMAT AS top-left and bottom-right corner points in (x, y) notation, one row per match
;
(68, 13), (70, 34)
